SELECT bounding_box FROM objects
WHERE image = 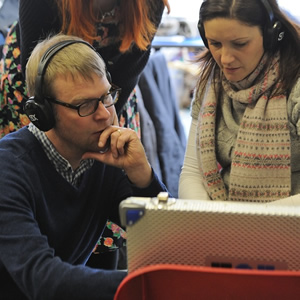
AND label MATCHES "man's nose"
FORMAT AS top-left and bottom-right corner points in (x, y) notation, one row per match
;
(93, 102), (111, 119)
